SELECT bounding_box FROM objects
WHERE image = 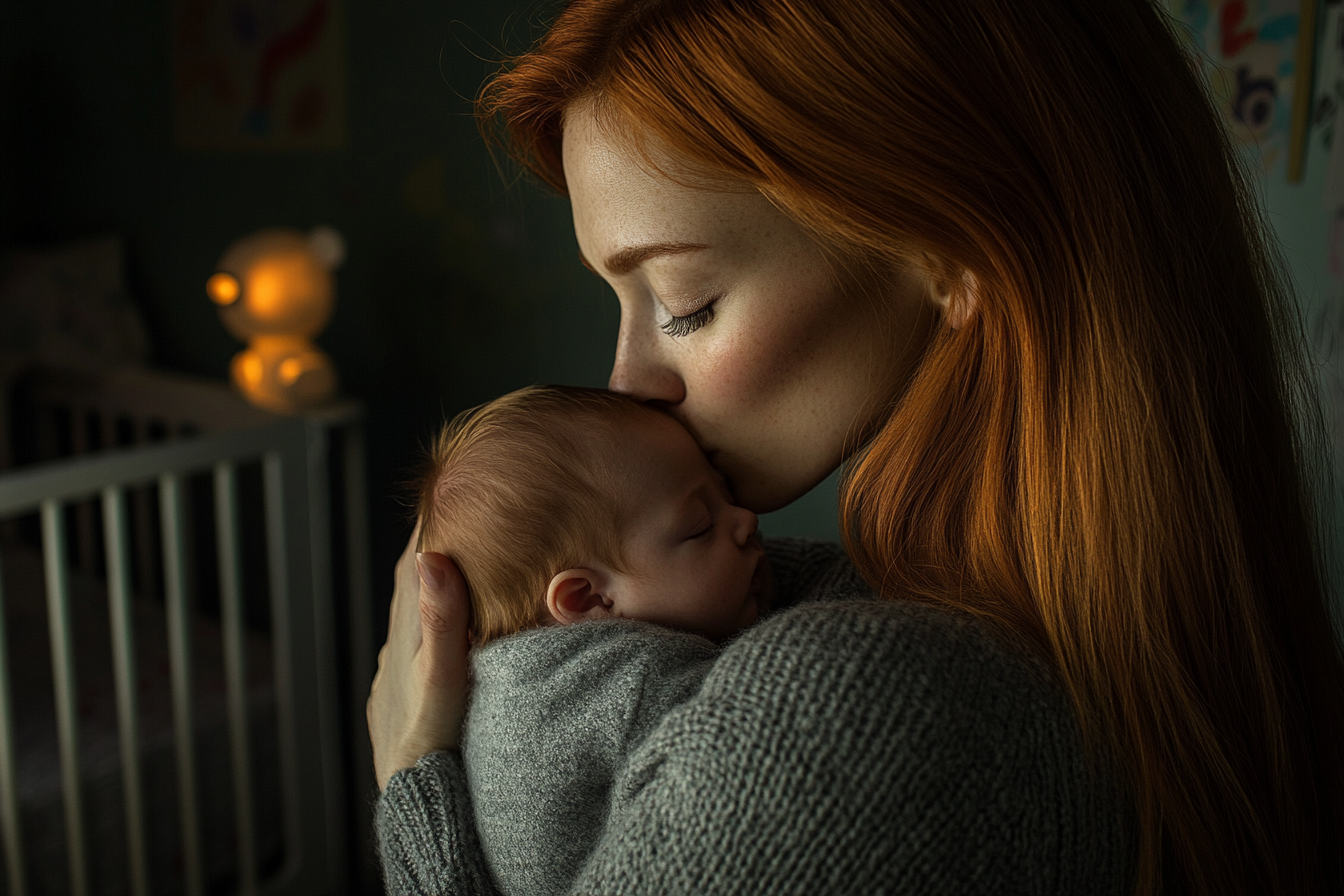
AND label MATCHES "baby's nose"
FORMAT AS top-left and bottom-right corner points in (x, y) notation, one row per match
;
(732, 506), (759, 547)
